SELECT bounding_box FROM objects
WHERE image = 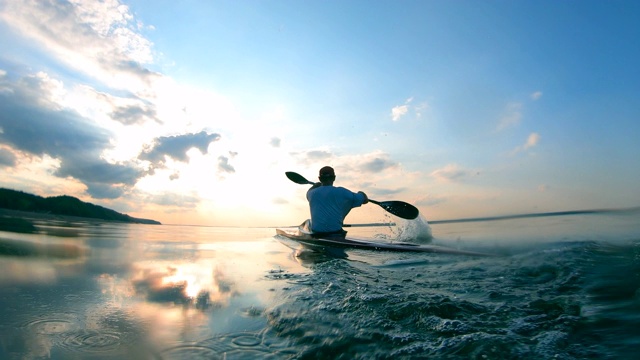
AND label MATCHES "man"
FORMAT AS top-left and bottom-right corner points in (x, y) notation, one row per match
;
(306, 166), (368, 238)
